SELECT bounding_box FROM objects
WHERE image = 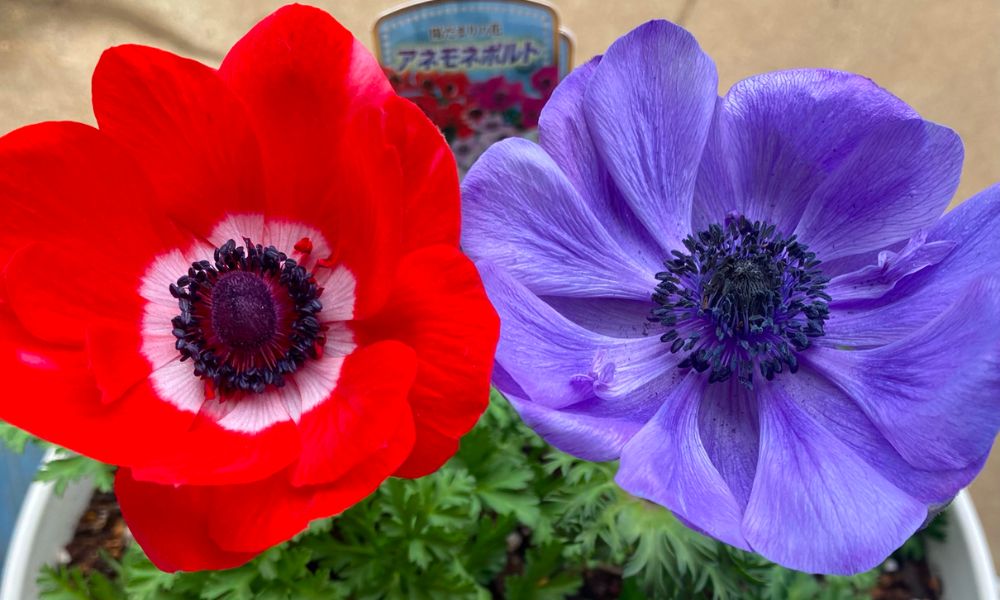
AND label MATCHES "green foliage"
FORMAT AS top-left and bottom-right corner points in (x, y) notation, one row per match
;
(36, 449), (117, 495)
(0, 419), (35, 454)
(504, 544), (582, 600)
(37, 565), (125, 600)
(759, 568), (880, 600)
(30, 391), (933, 599)
(0, 420), (116, 495)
